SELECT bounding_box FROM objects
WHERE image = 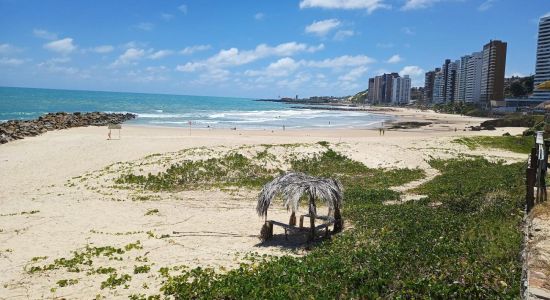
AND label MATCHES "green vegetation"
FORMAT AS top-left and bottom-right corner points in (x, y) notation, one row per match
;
(100, 273), (132, 289)
(26, 241), (142, 274)
(134, 265), (151, 274)
(505, 75), (534, 98)
(433, 102), (487, 117)
(158, 156), (524, 299)
(116, 152), (277, 190)
(0, 210), (40, 217)
(453, 135), (533, 154)
(57, 278), (78, 287)
(144, 209), (159, 216)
